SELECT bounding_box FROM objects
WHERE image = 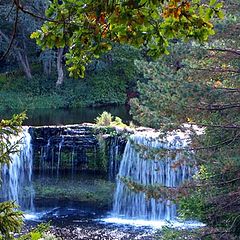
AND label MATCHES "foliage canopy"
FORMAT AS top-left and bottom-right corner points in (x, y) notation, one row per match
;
(30, 0), (223, 77)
